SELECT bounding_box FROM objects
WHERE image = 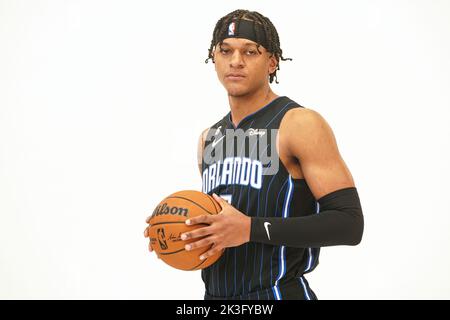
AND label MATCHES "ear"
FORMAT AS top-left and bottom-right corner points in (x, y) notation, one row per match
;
(268, 54), (278, 75)
(212, 44), (218, 64)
